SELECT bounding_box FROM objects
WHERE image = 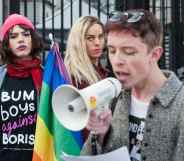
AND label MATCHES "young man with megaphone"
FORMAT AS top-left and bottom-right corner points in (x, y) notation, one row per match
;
(81, 9), (184, 161)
